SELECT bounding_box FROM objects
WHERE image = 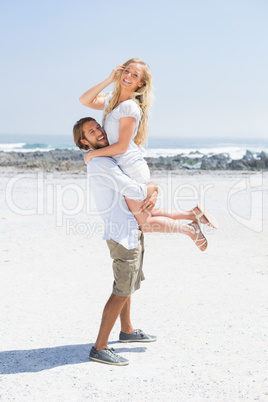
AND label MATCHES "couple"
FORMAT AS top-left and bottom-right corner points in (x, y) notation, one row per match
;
(73, 58), (217, 366)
